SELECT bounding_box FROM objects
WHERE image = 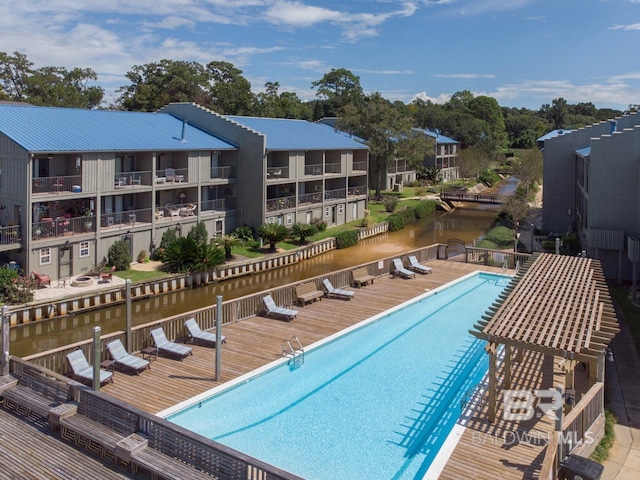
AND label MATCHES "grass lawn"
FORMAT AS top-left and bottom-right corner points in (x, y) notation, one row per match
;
(115, 268), (169, 283)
